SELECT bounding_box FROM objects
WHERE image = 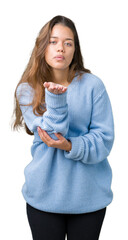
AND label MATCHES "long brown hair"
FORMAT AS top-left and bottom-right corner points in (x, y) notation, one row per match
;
(11, 15), (91, 135)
